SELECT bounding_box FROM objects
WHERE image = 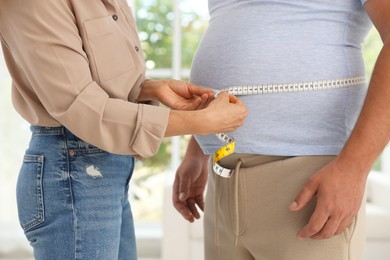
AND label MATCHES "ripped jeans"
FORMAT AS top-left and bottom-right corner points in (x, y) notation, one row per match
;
(16, 126), (137, 260)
